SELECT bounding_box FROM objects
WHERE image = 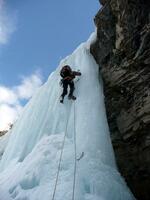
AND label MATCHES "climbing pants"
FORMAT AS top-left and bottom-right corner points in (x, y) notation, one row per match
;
(61, 80), (75, 98)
